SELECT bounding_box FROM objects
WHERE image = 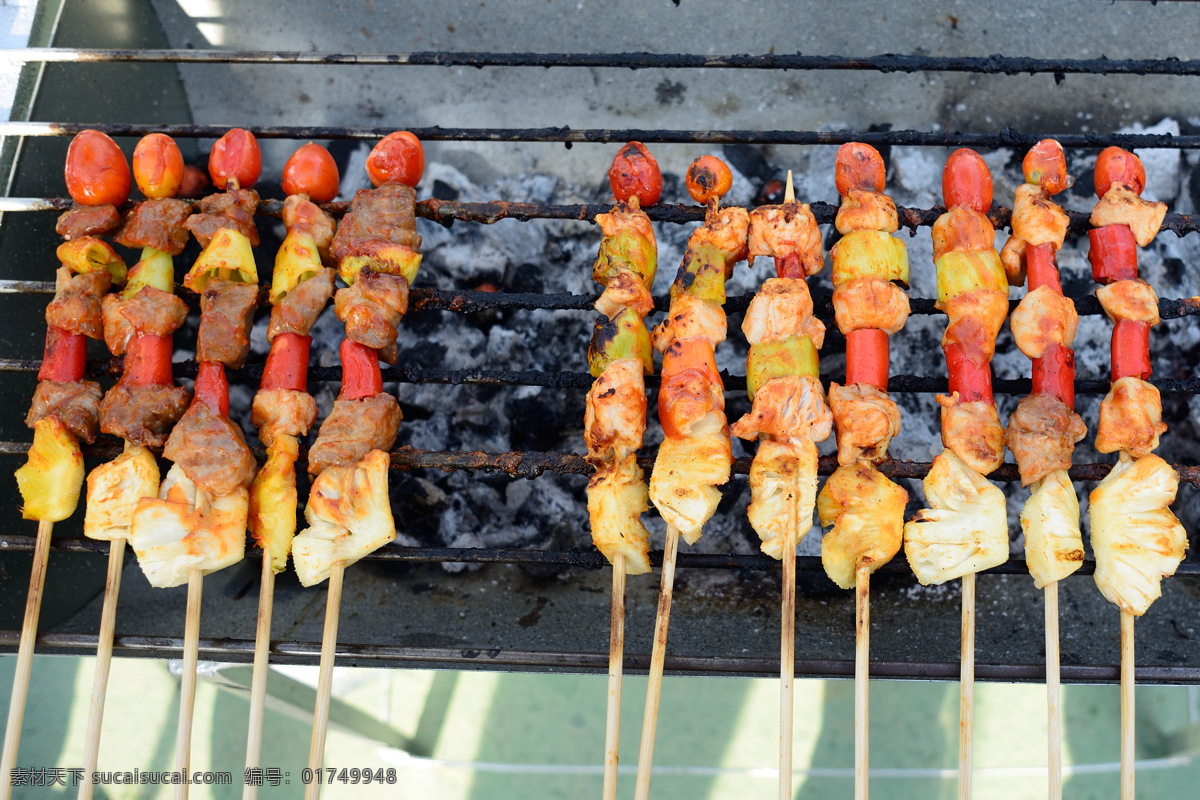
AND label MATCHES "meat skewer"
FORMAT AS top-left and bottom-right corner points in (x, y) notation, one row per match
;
(78, 131), (194, 800)
(243, 142), (339, 799)
(902, 149), (1011, 800)
(999, 139), (1085, 800)
(299, 131), (423, 800)
(1, 130), (130, 800)
(636, 155), (746, 800)
(816, 143), (911, 800)
(585, 142), (661, 800)
(1084, 147), (1187, 800)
